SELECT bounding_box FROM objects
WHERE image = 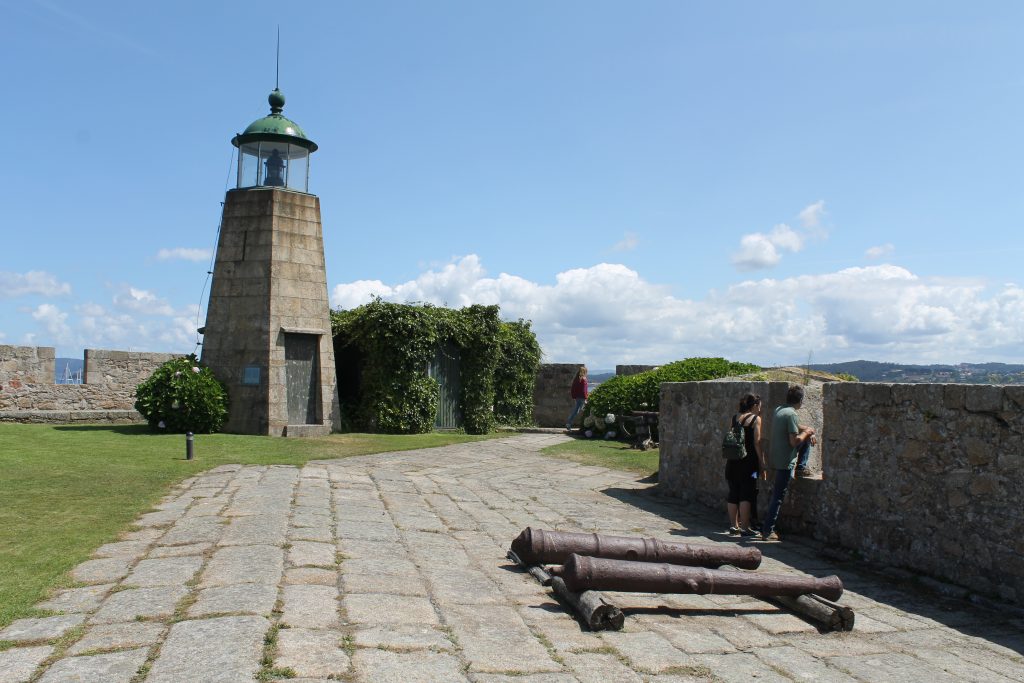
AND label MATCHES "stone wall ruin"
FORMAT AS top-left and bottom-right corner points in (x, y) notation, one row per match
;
(659, 379), (1024, 603)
